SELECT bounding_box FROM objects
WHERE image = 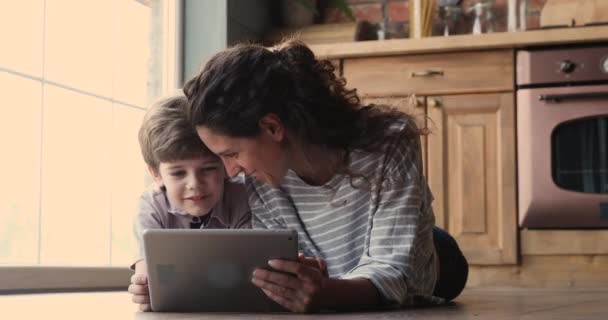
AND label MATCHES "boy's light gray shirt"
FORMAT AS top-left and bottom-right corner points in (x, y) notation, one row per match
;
(133, 179), (251, 262)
